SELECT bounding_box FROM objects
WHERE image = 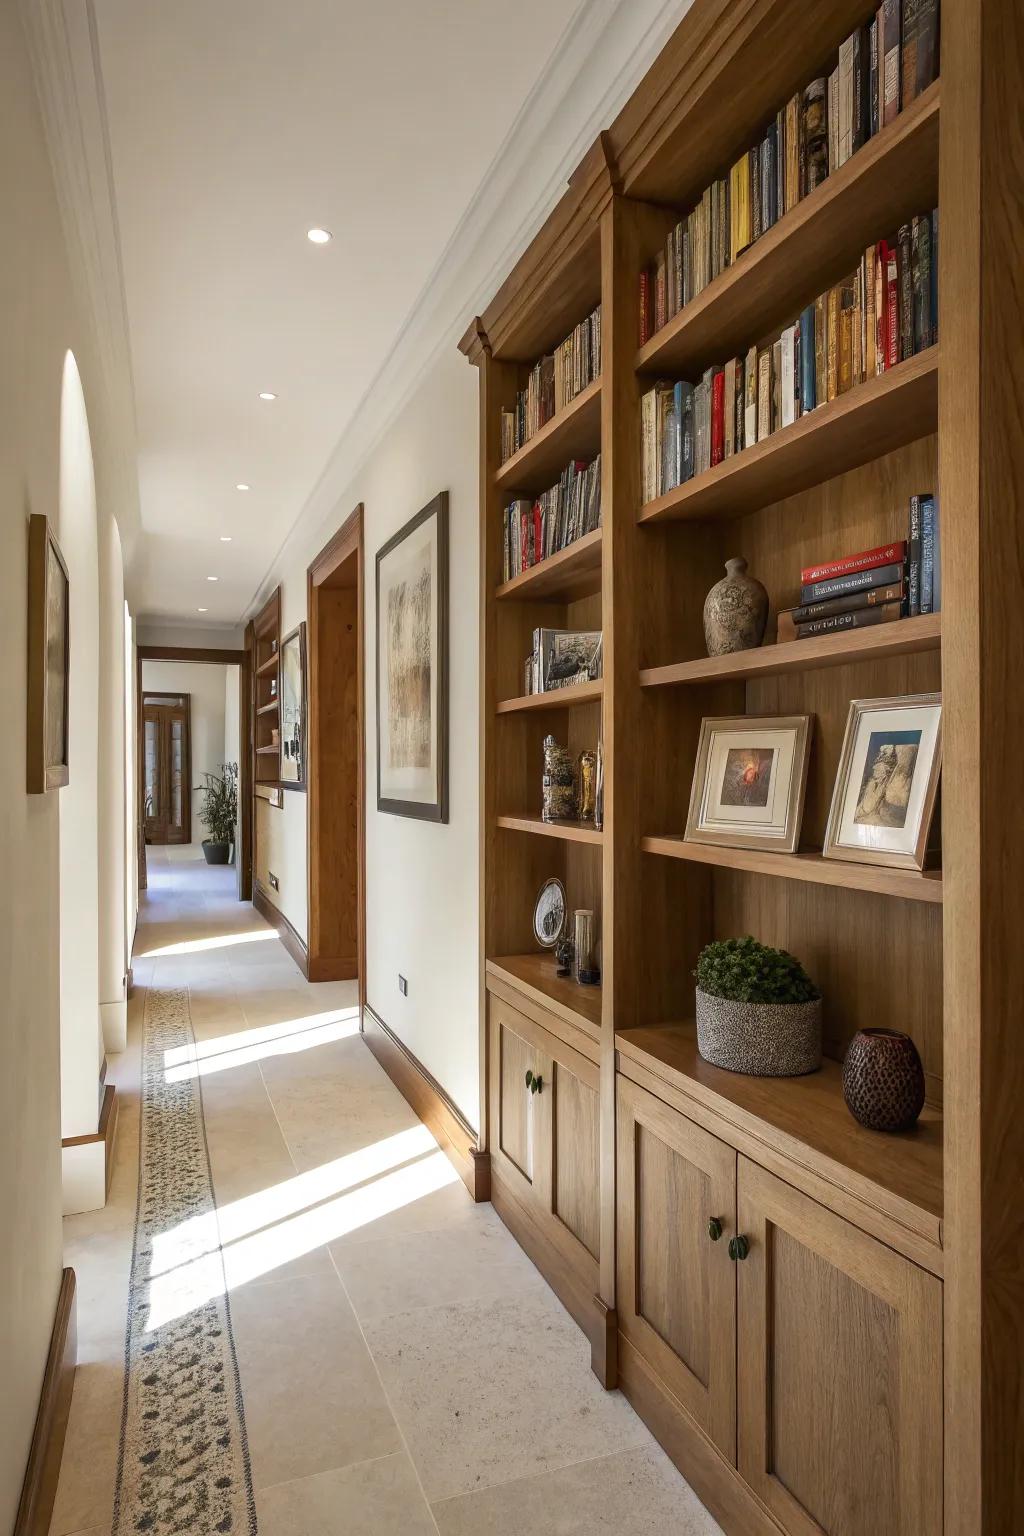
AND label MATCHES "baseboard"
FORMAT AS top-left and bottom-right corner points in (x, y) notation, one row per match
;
(362, 1004), (488, 1201)
(617, 1334), (782, 1536)
(14, 1268), (77, 1536)
(253, 879), (309, 978)
(61, 1084), (118, 1213)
